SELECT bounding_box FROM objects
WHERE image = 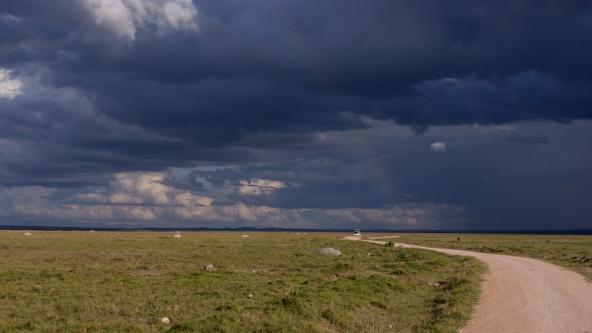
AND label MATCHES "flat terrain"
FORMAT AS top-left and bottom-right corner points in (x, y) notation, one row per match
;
(391, 243), (592, 333)
(394, 234), (592, 280)
(0, 231), (483, 333)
